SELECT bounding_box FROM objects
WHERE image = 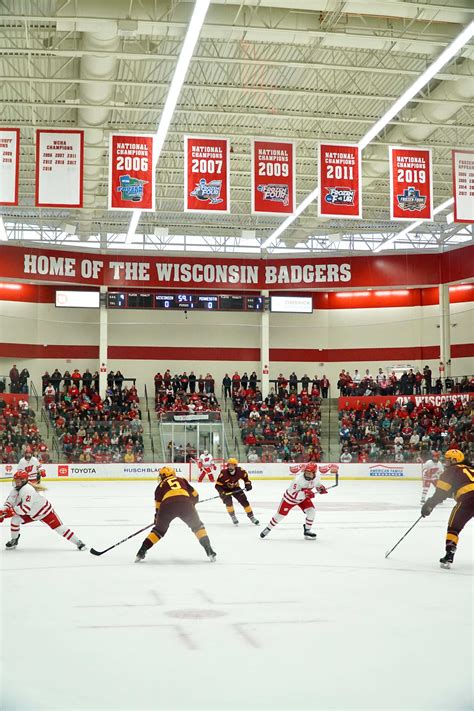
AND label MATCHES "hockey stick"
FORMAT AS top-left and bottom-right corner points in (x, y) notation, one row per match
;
(385, 515), (423, 559)
(326, 470), (339, 490)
